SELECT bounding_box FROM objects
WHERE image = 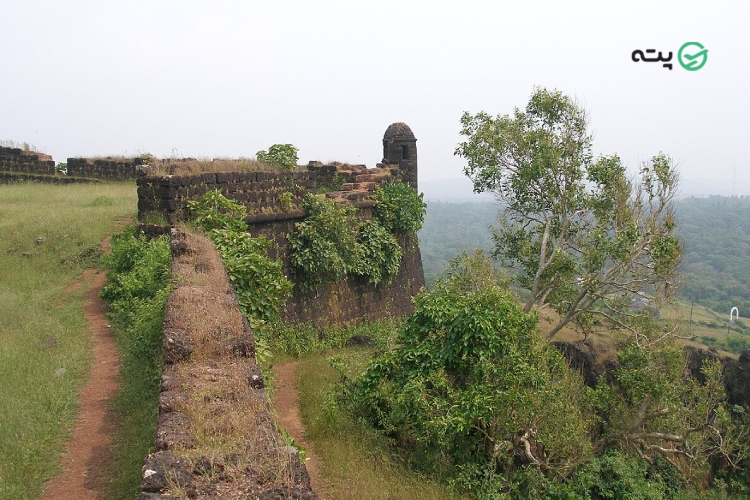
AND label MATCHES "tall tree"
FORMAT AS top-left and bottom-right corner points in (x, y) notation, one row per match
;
(455, 88), (681, 340)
